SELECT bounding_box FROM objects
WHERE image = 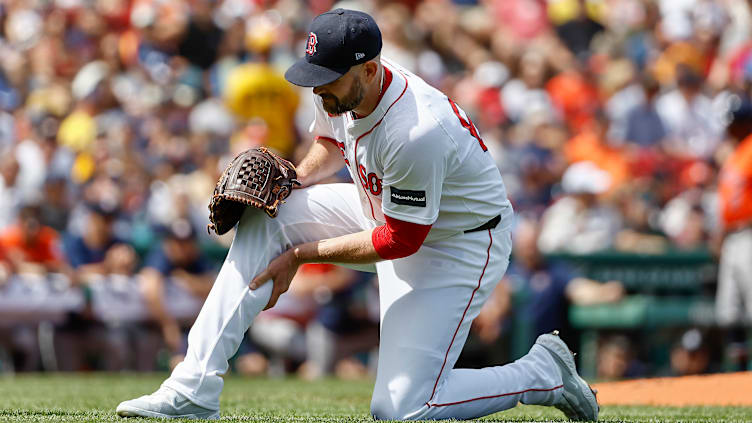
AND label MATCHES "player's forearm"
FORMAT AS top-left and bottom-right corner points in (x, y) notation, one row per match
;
(296, 139), (343, 187)
(292, 229), (382, 265)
